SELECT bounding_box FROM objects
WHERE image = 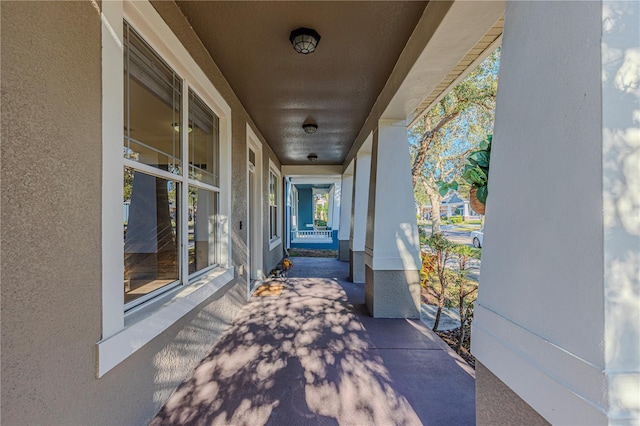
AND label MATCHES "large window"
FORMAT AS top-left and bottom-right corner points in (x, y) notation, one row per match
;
(123, 22), (220, 309)
(269, 163), (281, 246)
(99, 0), (232, 378)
